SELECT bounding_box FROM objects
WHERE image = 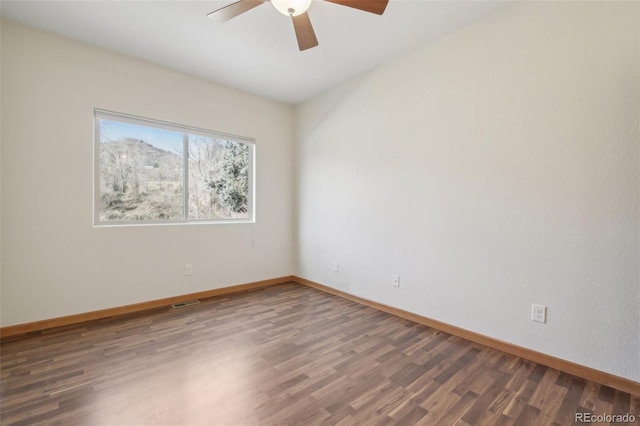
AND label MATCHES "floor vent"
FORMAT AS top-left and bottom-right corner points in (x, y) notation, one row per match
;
(171, 300), (200, 308)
